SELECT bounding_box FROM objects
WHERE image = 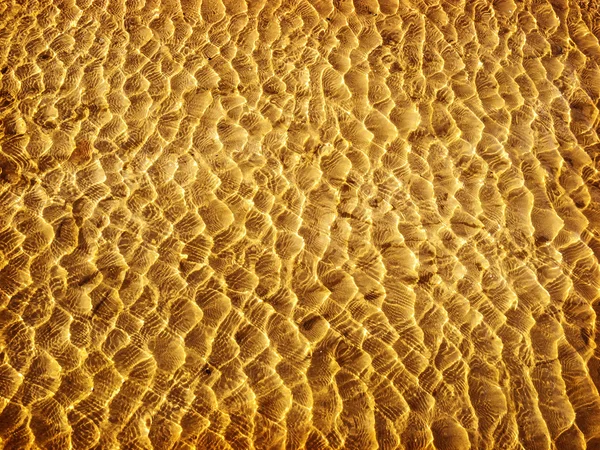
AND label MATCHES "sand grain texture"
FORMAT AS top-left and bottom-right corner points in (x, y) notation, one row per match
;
(1, 0), (600, 448)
